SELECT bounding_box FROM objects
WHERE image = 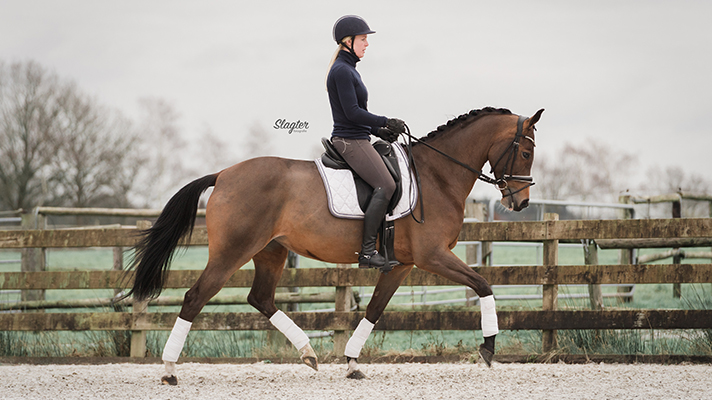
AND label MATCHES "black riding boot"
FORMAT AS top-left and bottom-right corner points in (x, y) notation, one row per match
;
(358, 187), (391, 270)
